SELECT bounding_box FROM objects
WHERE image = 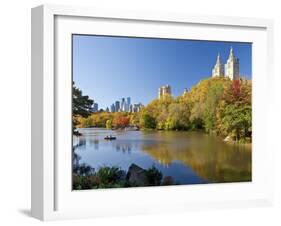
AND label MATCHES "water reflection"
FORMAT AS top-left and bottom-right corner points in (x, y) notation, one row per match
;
(115, 143), (132, 154)
(141, 133), (251, 182)
(73, 128), (251, 184)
